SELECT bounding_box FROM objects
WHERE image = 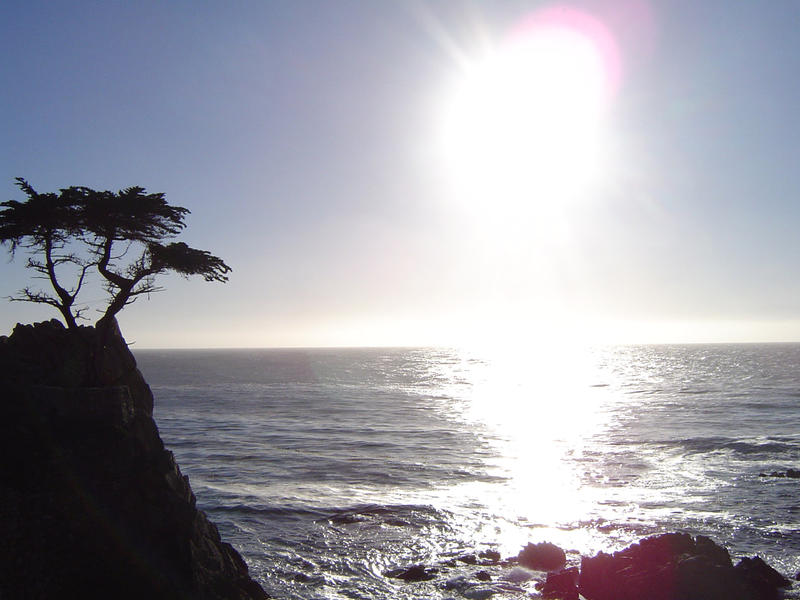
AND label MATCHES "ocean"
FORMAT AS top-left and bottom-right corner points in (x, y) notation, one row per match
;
(134, 344), (800, 599)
